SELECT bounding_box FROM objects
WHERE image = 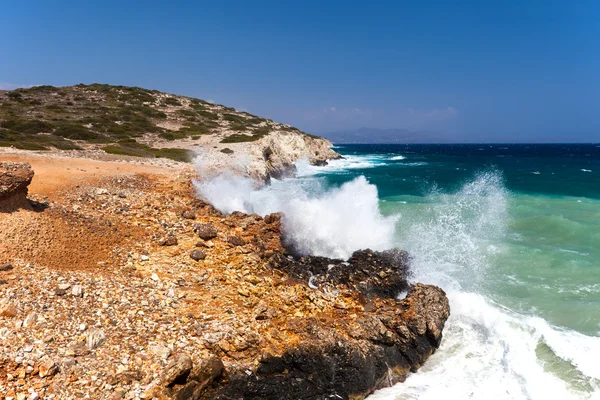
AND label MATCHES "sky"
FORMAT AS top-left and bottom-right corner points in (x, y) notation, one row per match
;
(1, 0), (599, 142)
